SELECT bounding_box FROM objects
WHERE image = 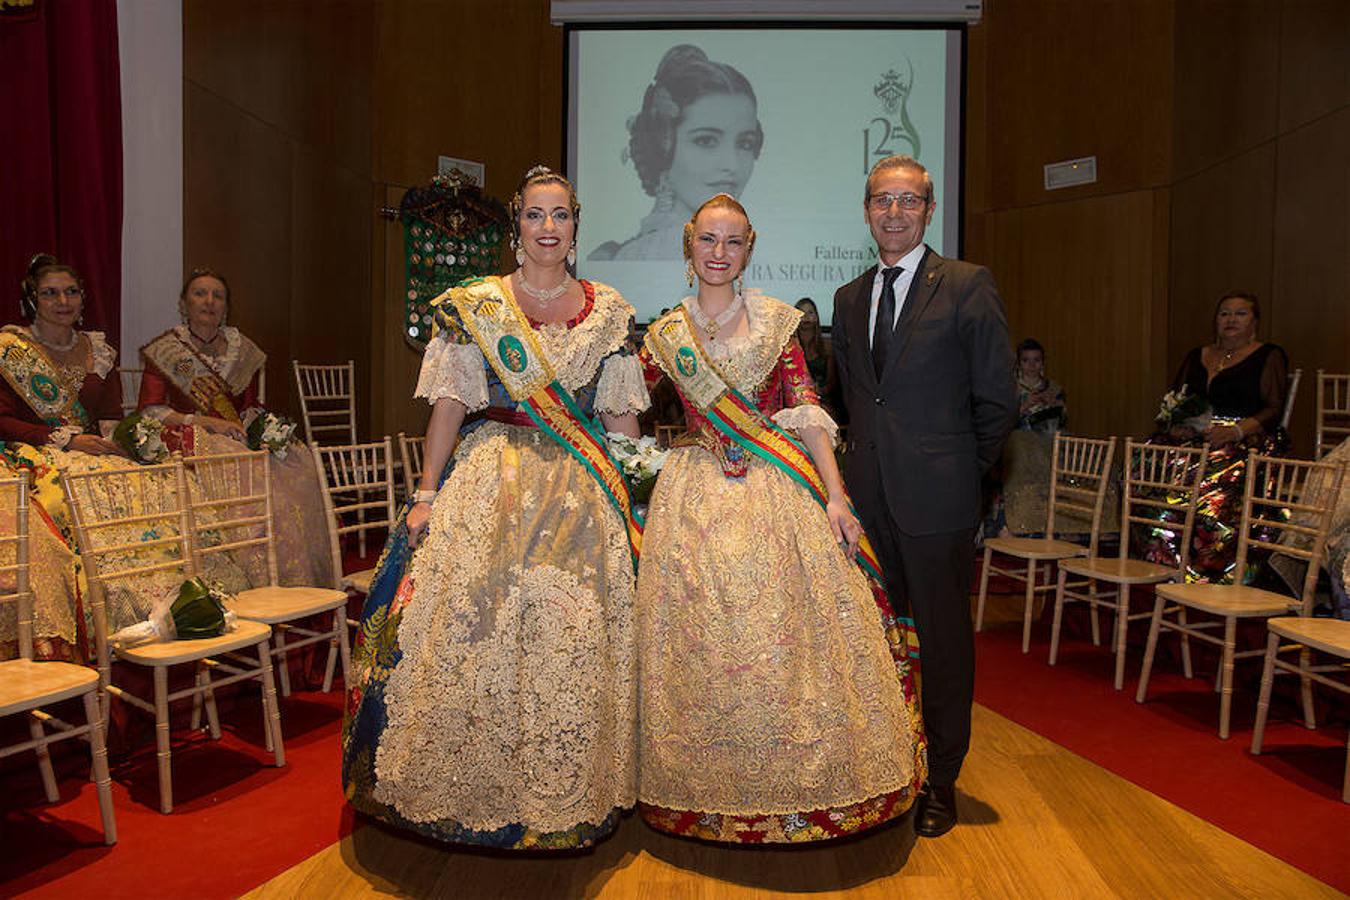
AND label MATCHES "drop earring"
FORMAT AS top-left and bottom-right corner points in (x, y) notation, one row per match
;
(567, 243), (577, 267)
(513, 238), (525, 267)
(685, 260), (696, 288)
(655, 174), (676, 214)
(734, 273), (745, 296)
